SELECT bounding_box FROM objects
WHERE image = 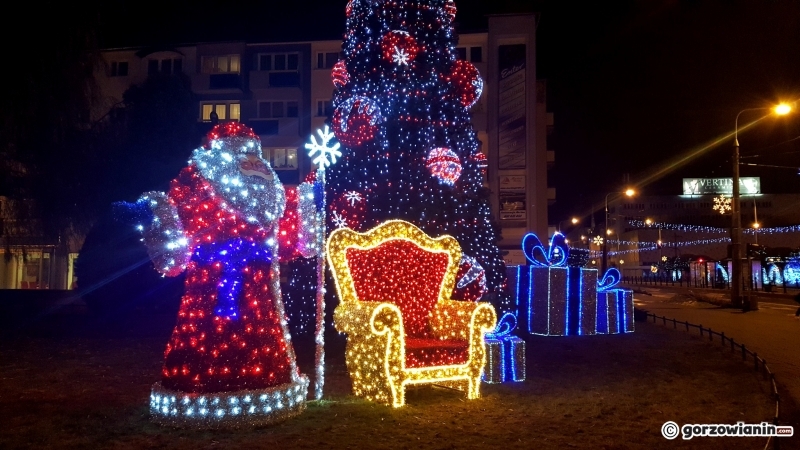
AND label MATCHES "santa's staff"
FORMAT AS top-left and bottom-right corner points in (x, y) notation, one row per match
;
(305, 126), (341, 400)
